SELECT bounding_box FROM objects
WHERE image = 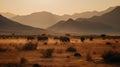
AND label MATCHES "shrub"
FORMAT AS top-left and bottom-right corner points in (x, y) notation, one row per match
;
(80, 37), (85, 42)
(106, 42), (112, 45)
(89, 37), (93, 41)
(66, 47), (76, 52)
(22, 42), (37, 50)
(101, 34), (107, 40)
(0, 47), (7, 52)
(20, 57), (27, 65)
(43, 42), (47, 45)
(74, 53), (81, 57)
(33, 64), (41, 67)
(6, 63), (18, 67)
(93, 51), (97, 55)
(116, 41), (119, 43)
(86, 53), (92, 61)
(102, 51), (120, 63)
(41, 34), (46, 36)
(66, 56), (70, 58)
(42, 49), (54, 58)
(65, 34), (71, 36)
